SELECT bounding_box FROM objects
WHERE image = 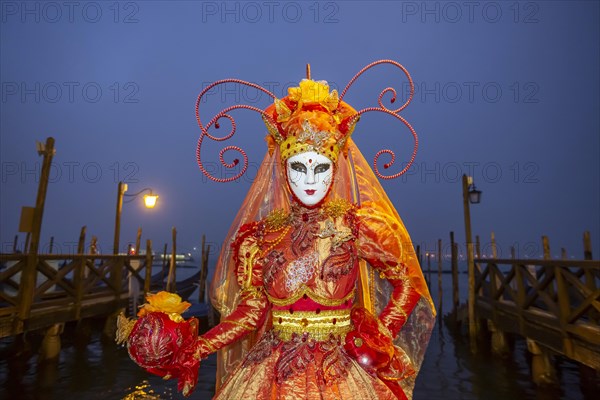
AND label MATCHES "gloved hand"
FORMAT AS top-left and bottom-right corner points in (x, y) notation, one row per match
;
(343, 307), (414, 400)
